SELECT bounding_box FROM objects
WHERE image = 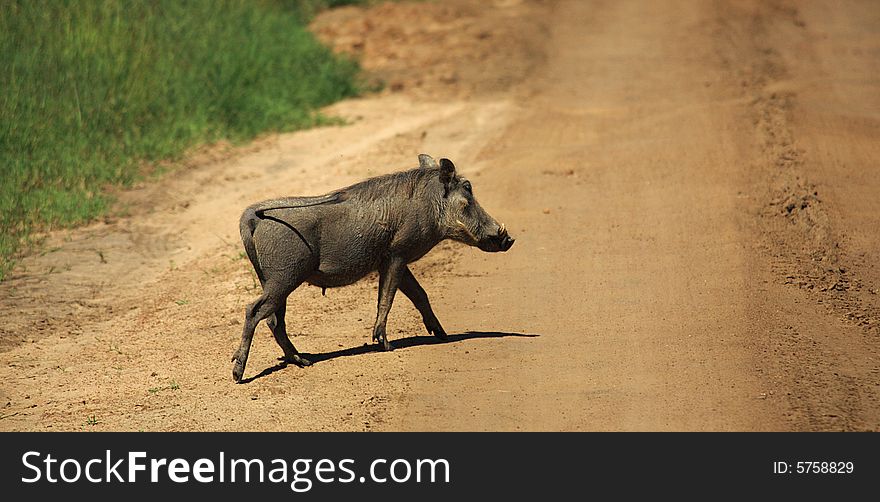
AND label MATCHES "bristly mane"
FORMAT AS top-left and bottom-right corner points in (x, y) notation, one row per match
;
(339, 167), (437, 201)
